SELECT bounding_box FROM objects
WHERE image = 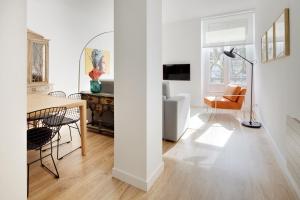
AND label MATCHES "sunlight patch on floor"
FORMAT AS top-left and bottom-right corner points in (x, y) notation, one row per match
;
(181, 129), (196, 140)
(195, 125), (233, 148)
(189, 113), (206, 130)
